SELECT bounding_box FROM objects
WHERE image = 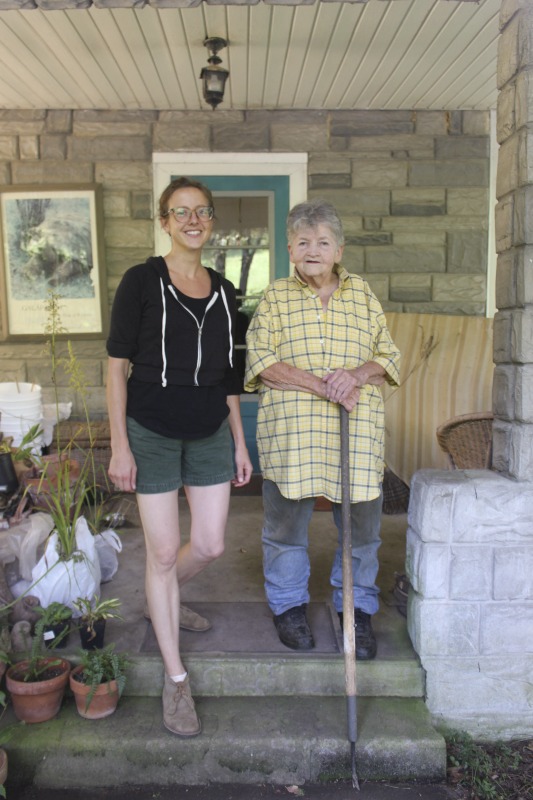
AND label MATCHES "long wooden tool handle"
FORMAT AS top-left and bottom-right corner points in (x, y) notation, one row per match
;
(340, 406), (357, 728)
